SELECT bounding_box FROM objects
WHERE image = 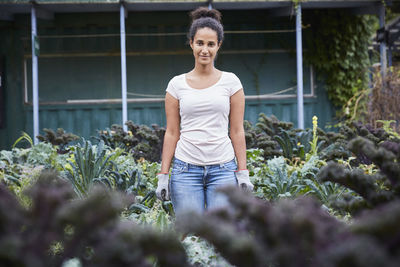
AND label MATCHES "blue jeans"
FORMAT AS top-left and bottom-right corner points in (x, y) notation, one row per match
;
(170, 158), (238, 217)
